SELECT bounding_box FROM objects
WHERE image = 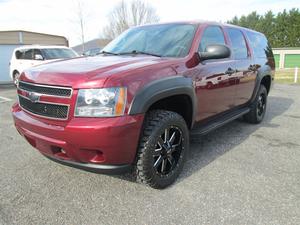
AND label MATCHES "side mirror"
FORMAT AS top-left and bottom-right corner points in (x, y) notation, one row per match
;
(199, 44), (231, 61)
(34, 54), (43, 60)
